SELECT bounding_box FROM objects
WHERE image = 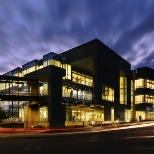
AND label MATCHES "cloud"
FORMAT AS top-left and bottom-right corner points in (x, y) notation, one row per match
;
(0, 0), (154, 74)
